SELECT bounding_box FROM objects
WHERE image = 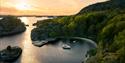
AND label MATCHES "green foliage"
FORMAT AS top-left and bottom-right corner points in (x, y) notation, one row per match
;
(31, 0), (125, 63)
(79, 0), (125, 14)
(0, 16), (21, 31)
(0, 16), (26, 36)
(31, 10), (125, 63)
(87, 48), (97, 56)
